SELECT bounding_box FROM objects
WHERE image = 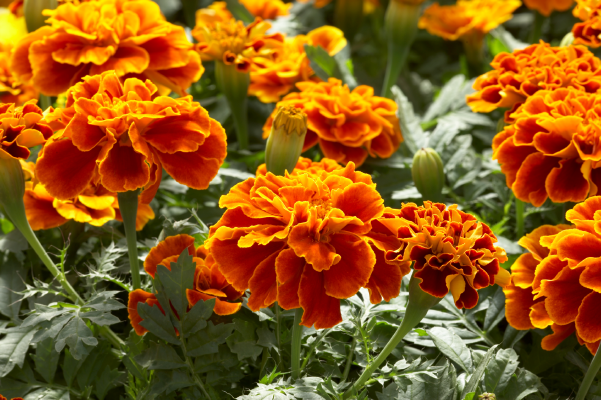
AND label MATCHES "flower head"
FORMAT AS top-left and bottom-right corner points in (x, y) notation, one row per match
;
(0, 43), (37, 106)
(205, 162), (401, 329)
(419, 0), (521, 45)
(524, 0), (573, 16)
(9, 0), (202, 96)
(249, 26), (347, 103)
(369, 202), (510, 309)
(0, 101), (52, 160)
(467, 43), (601, 118)
(256, 156), (343, 177)
(35, 71), (227, 202)
(192, 12), (283, 72)
(493, 88), (601, 206)
(504, 197), (601, 354)
(573, 0), (601, 47)
(263, 78), (403, 166)
(129, 234), (243, 335)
